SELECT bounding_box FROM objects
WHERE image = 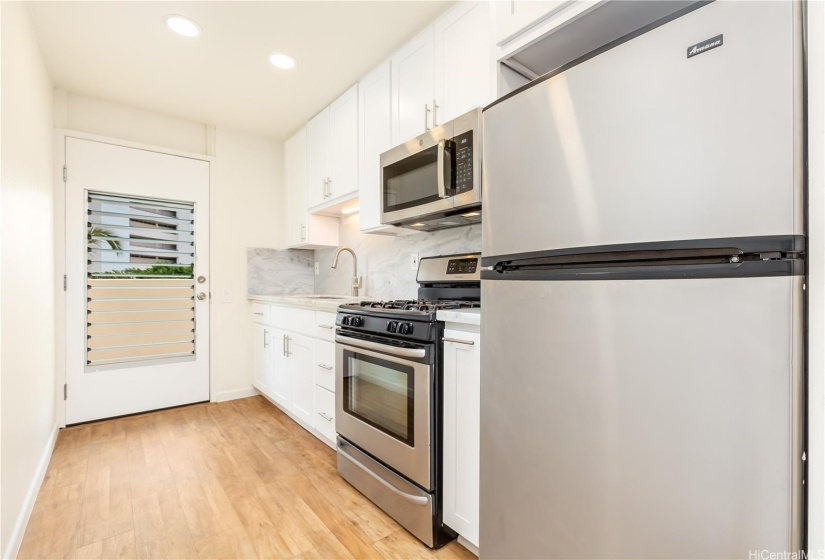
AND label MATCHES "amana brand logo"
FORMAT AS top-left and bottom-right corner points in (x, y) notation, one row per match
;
(686, 34), (723, 58)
